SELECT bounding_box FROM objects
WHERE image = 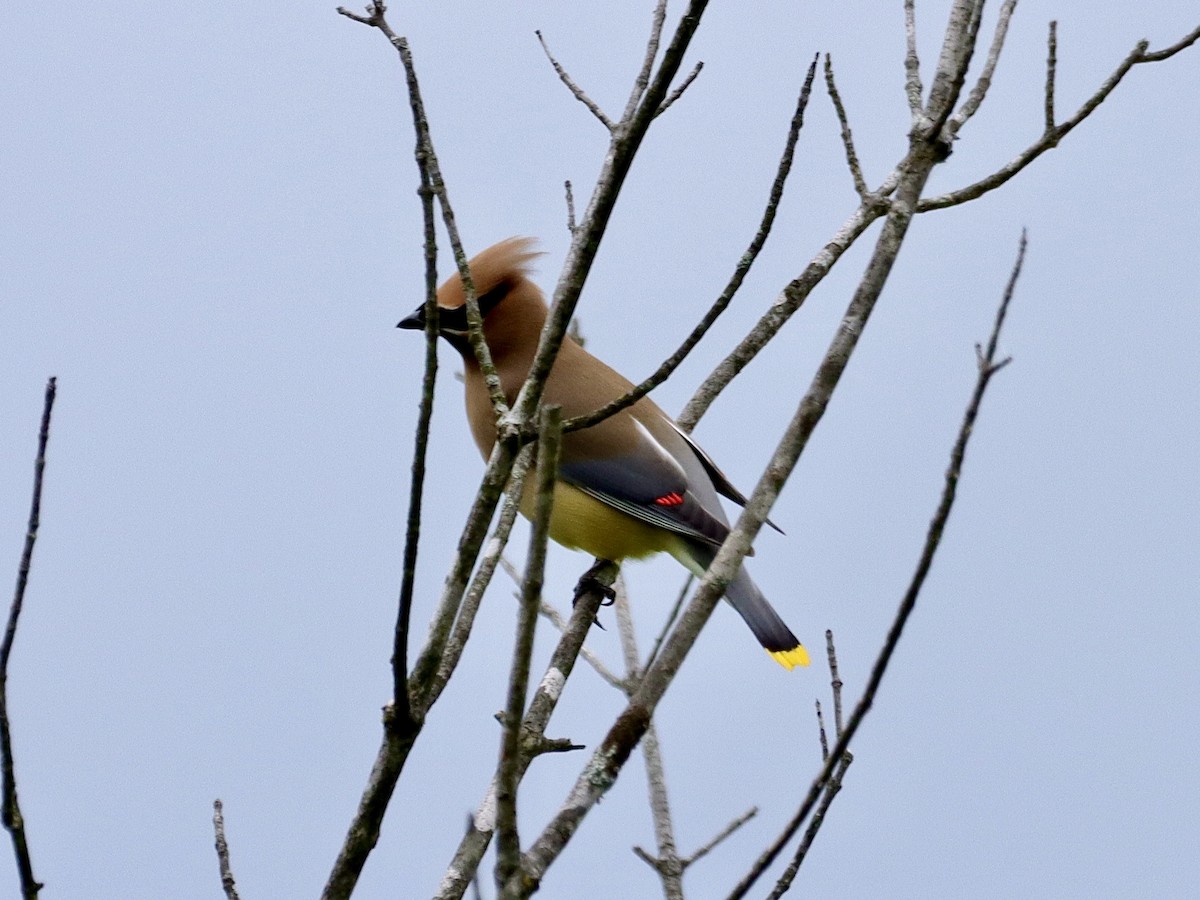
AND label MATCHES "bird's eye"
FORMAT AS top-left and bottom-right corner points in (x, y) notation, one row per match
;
(437, 306), (470, 333)
(477, 281), (510, 317)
